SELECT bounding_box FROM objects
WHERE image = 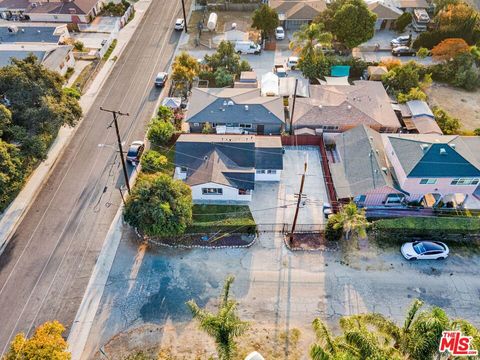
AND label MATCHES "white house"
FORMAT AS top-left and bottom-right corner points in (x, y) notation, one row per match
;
(174, 134), (283, 203)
